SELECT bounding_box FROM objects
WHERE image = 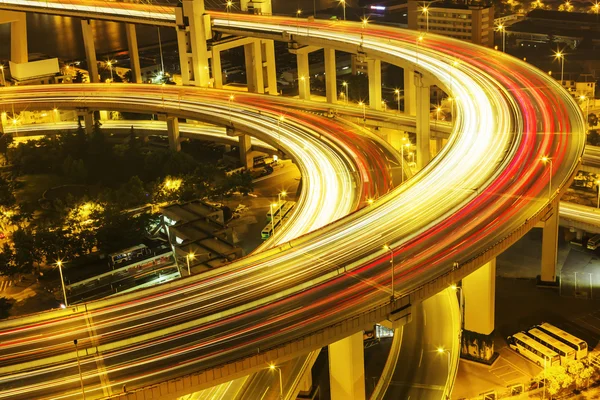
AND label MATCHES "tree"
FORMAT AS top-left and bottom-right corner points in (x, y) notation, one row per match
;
(95, 210), (152, 253)
(0, 133), (14, 162)
(0, 244), (15, 276)
(12, 228), (42, 274)
(72, 70), (85, 83)
(589, 113), (598, 128)
(0, 177), (16, 209)
(0, 297), (12, 319)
